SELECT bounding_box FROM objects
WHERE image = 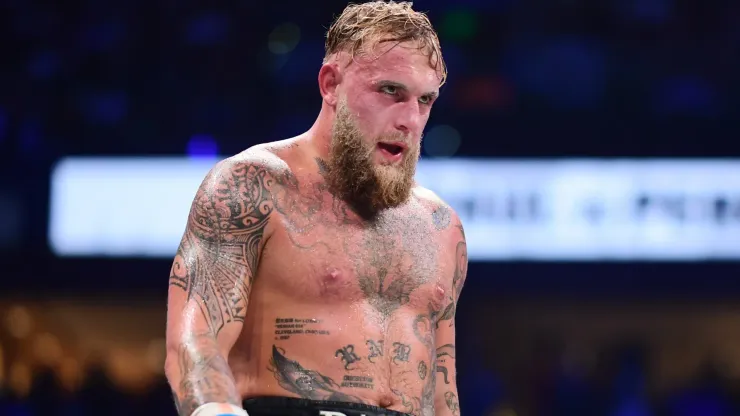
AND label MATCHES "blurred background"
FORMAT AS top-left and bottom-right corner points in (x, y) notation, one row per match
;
(2, 0), (740, 415)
